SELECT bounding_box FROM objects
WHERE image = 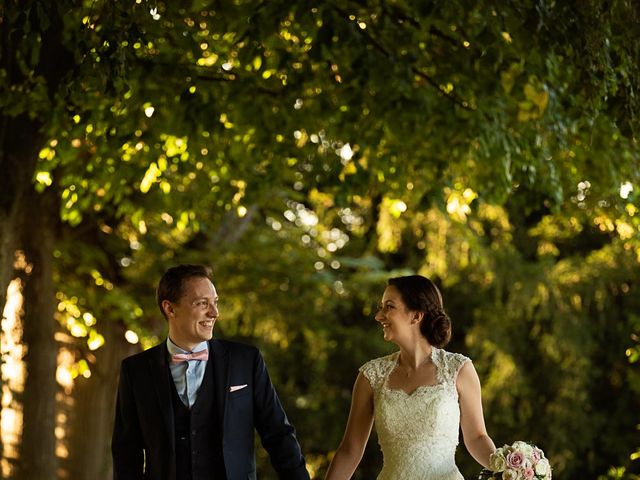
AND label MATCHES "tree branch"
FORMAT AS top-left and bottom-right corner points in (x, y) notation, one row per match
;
(328, 2), (474, 111)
